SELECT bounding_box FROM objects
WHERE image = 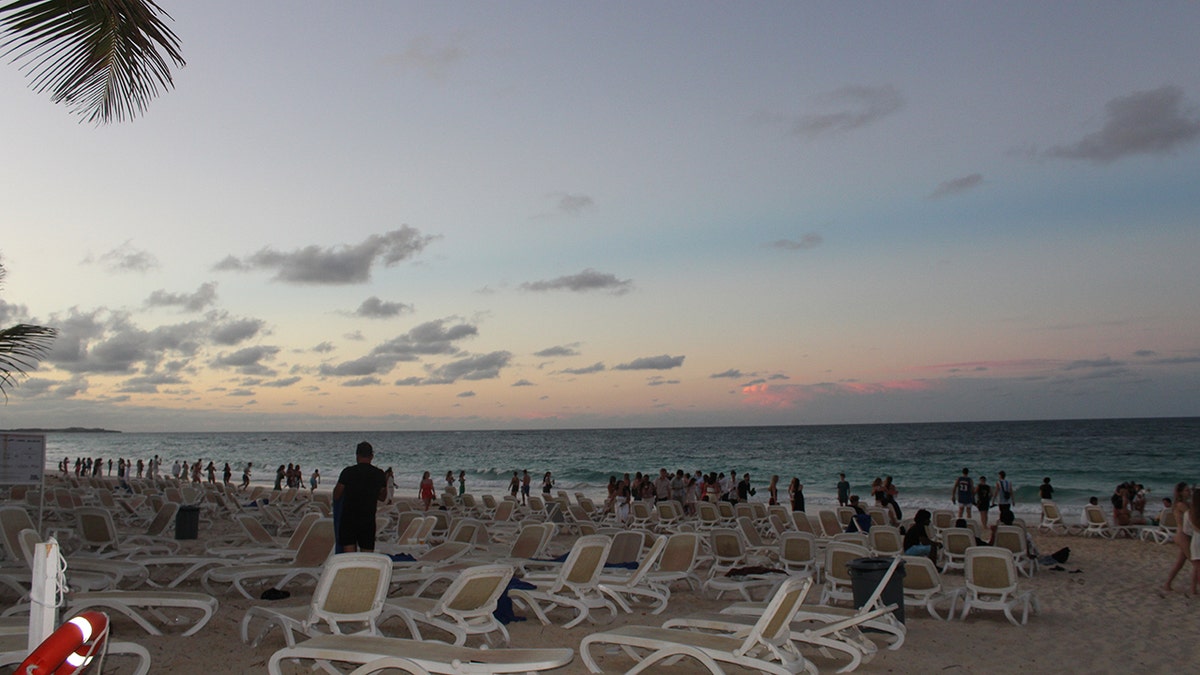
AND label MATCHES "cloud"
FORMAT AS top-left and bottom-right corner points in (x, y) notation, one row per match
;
(214, 227), (437, 285)
(371, 319), (478, 359)
(1046, 85), (1200, 163)
(711, 369), (745, 379)
(312, 342), (335, 353)
(647, 376), (680, 386)
(210, 345), (281, 376)
(145, 282), (218, 312)
(210, 316), (266, 346)
(352, 296), (413, 319)
(342, 377), (381, 387)
(552, 193), (594, 215)
(319, 354), (399, 378)
(520, 269), (633, 295)
(560, 362), (606, 375)
(262, 376), (302, 388)
(511, 379), (535, 387)
(457, 390), (476, 398)
(792, 85), (904, 137)
(768, 233), (823, 251)
(928, 173), (984, 200)
(424, 351), (512, 384)
(389, 35), (465, 80)
(87, 241), (159, 273)
(614, 354), (685, 371)
(534, 344), (581, 358)
(47, 309), (207, 374)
